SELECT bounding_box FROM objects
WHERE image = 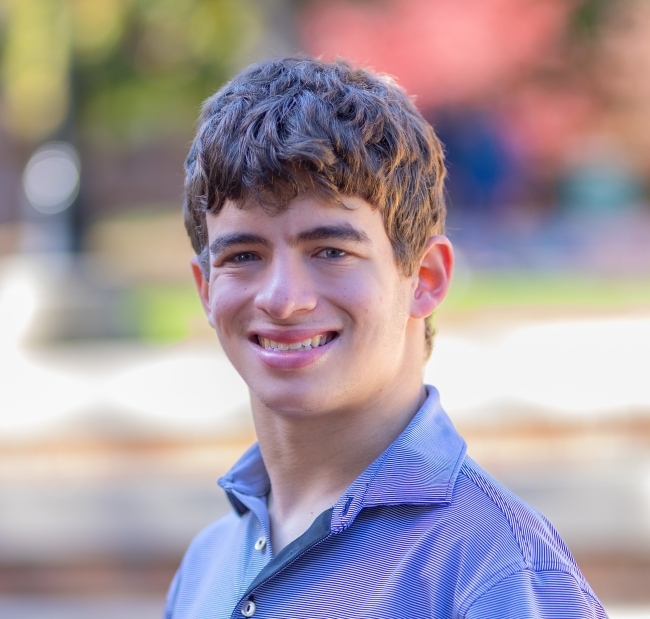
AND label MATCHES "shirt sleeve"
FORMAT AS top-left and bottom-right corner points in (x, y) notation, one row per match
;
(163, 569), (181, 619)
(464, 569), (608, 619)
